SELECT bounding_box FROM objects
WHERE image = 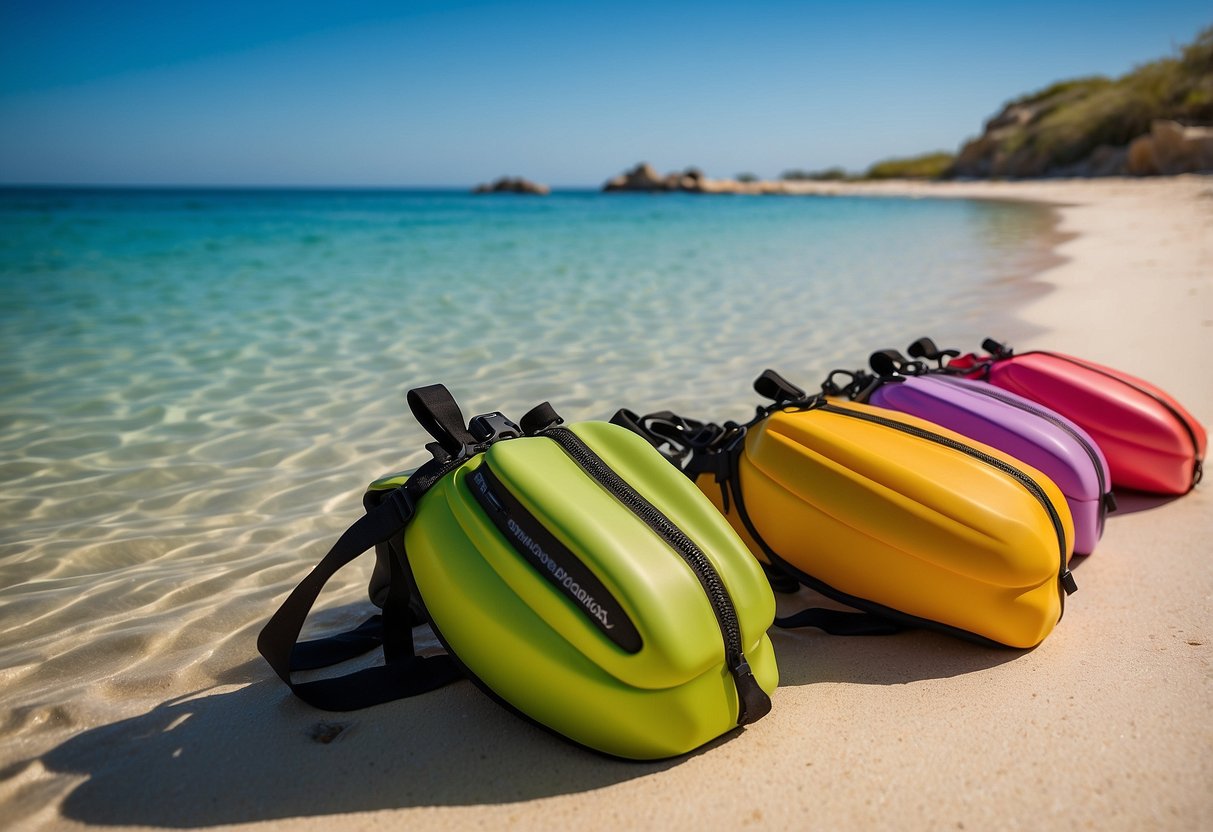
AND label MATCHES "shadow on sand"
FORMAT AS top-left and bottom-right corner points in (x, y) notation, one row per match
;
(39, 597), (1025, 827)
(1106, 489), (1181, 516)
(770, 592), (1023, 689)
(38, 674), (686, 827)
